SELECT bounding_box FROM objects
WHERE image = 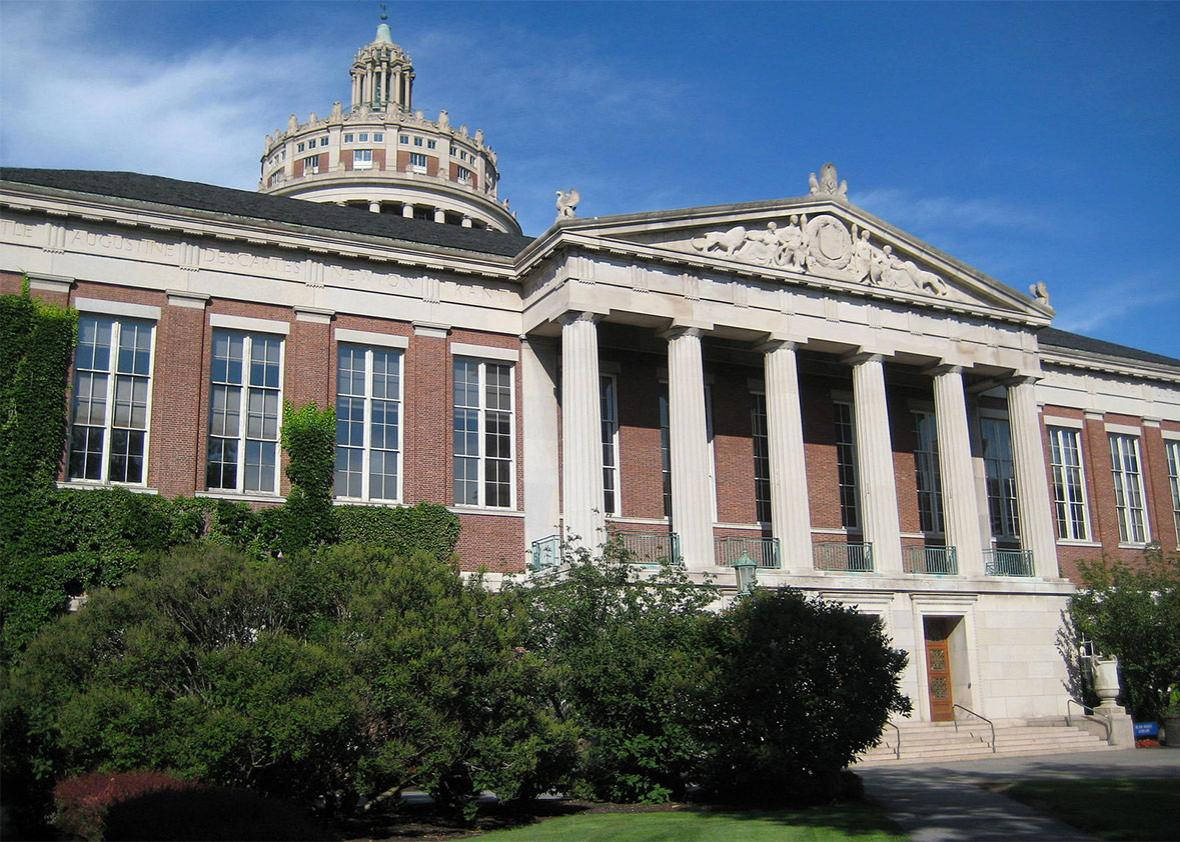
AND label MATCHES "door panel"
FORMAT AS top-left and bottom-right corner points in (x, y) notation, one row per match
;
(926, 636), (954, 721)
